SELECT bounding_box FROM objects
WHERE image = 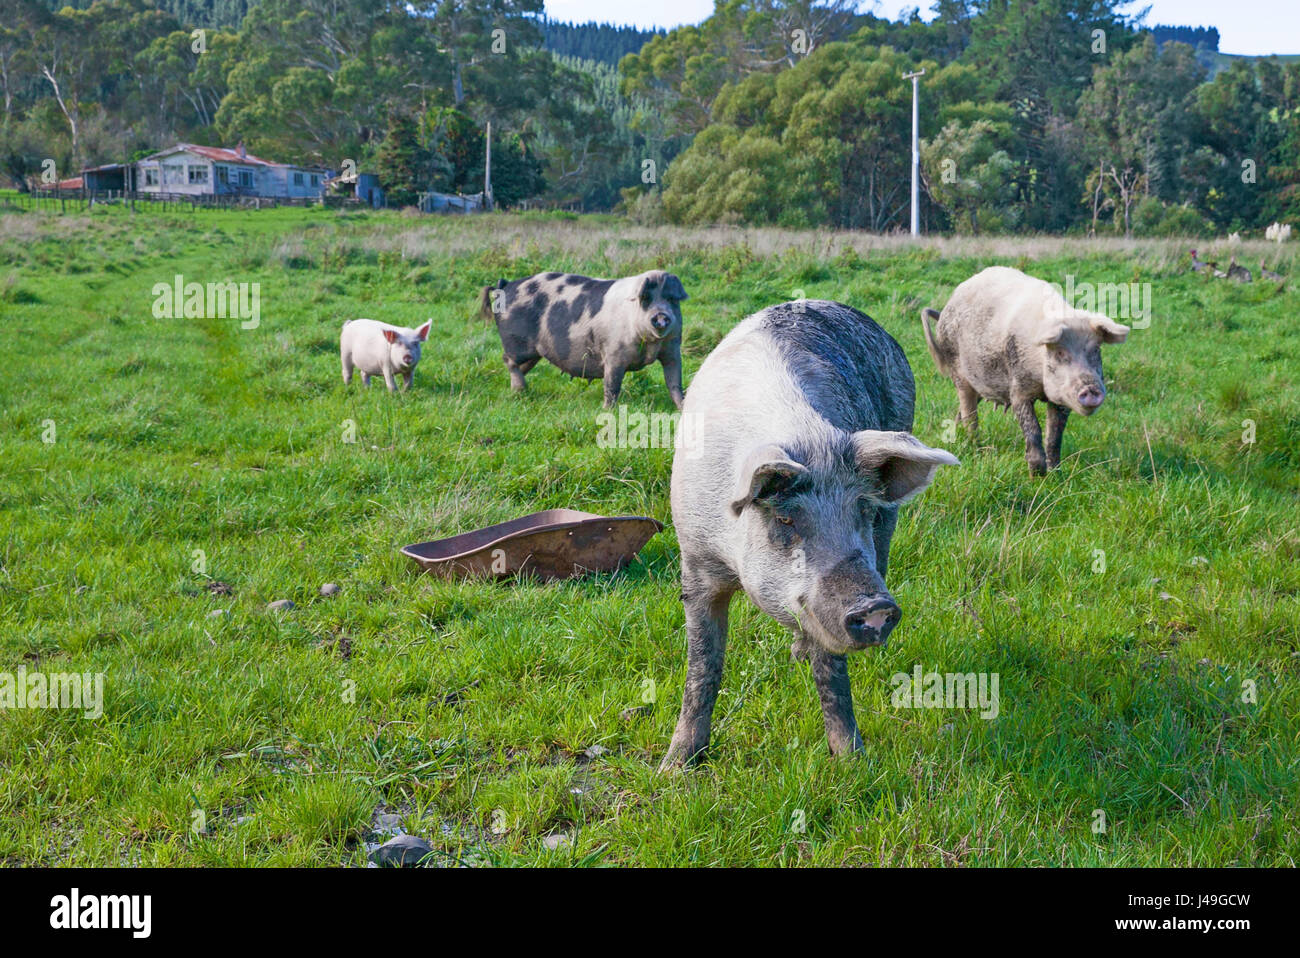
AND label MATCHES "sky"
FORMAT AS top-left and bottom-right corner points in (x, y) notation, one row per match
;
(542, 1), (1300, 56)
